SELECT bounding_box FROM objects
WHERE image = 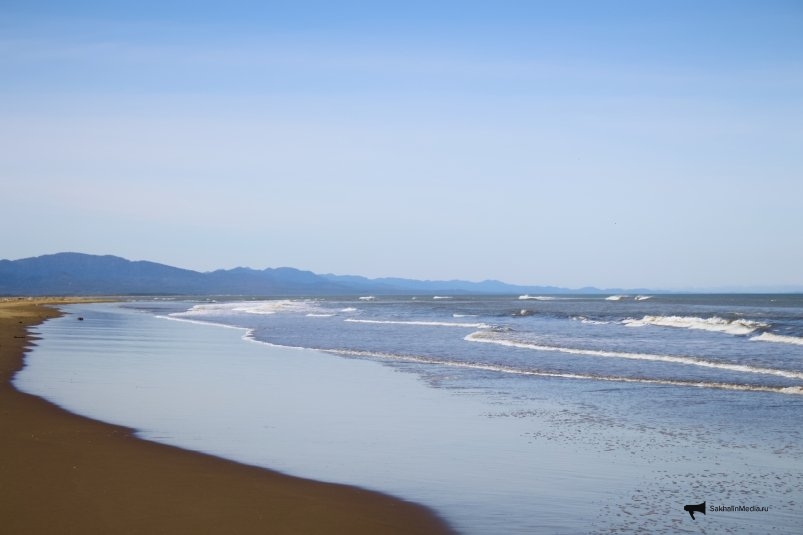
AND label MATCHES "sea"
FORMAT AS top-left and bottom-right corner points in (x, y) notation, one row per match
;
(15, 294), (803, 534)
